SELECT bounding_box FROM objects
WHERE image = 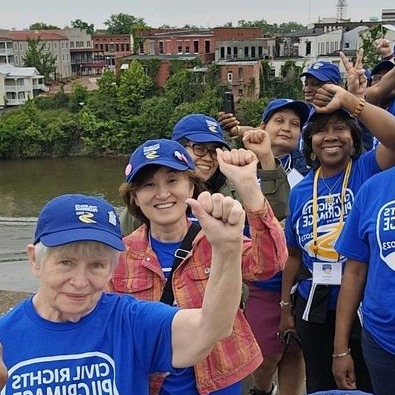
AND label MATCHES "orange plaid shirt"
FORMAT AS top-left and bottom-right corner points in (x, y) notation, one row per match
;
(110, 202), (287, 394)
